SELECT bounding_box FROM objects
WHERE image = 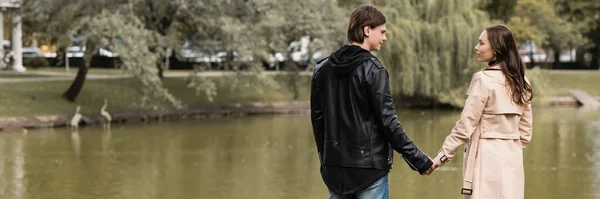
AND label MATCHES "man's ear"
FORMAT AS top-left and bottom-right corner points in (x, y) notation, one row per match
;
(363, 26), (370, 37)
